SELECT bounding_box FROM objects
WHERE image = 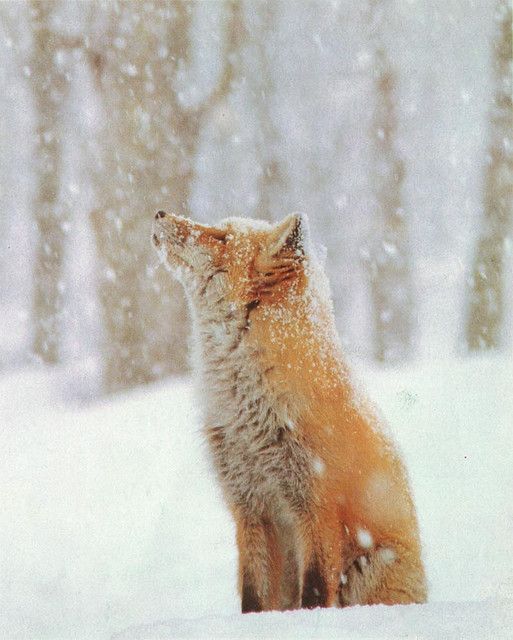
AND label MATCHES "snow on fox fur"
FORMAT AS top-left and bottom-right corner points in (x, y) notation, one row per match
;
(152, 211), (427, 612)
